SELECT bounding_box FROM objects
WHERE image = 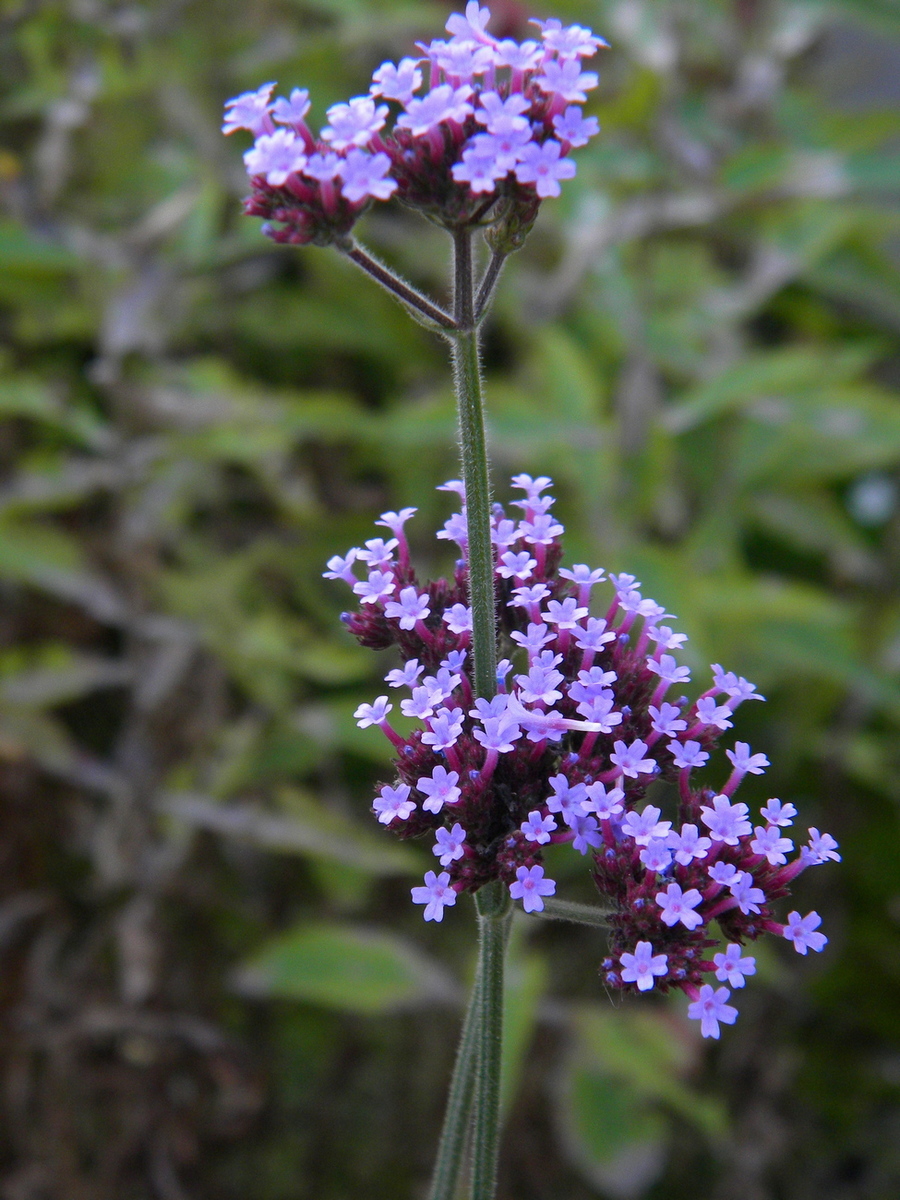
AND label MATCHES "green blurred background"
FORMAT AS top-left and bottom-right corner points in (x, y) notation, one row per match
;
(1, 0), (899, 1196)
